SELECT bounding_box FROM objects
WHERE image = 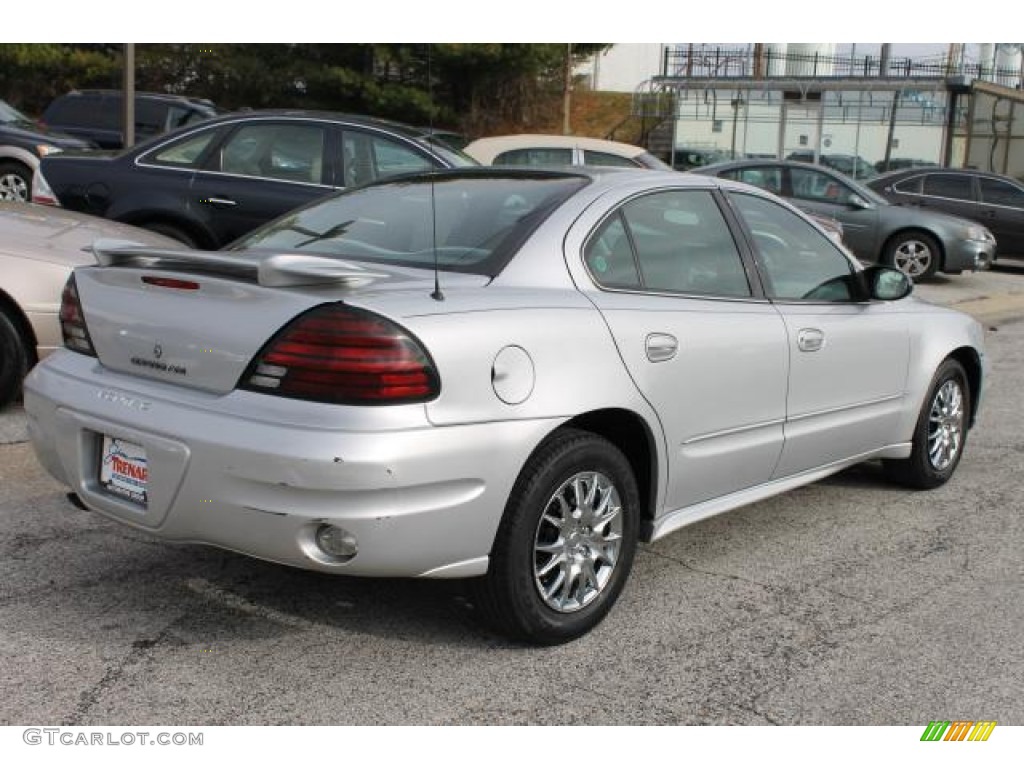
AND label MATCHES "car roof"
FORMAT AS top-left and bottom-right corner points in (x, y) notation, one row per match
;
(868, 166), (1021, 185)
(53, 89), (215, 107)
(169, 109), (437, 139)
(464, 134), (651, 164)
